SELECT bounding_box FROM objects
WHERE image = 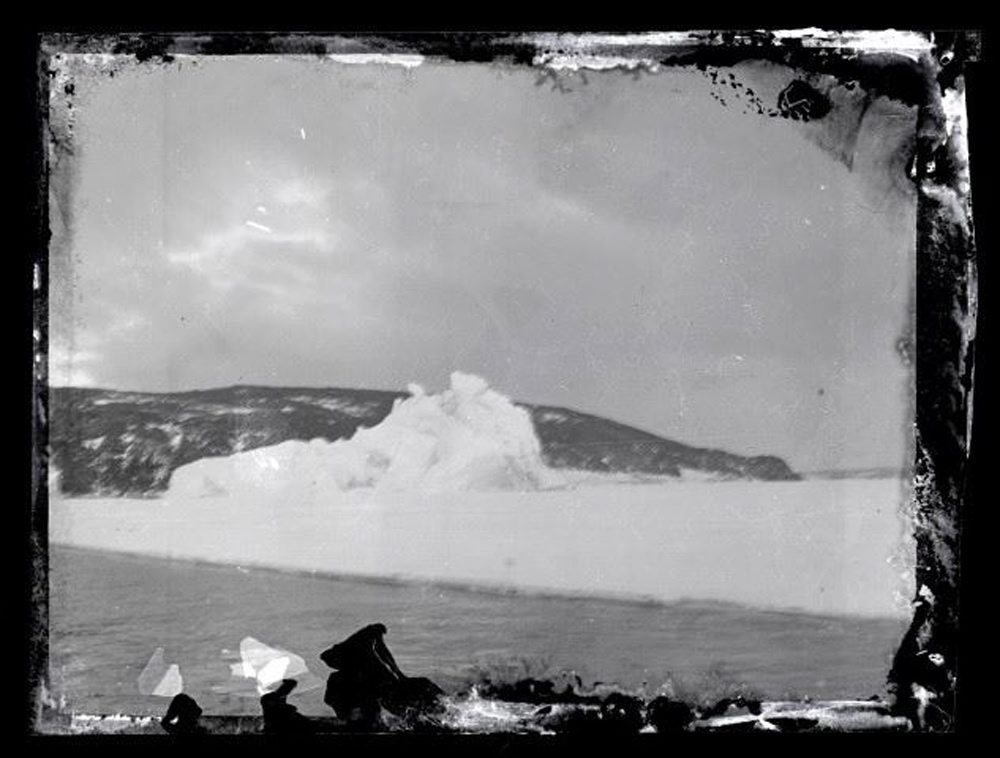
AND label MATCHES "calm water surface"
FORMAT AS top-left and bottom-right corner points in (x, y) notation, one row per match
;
(49, 546), (907, 717)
